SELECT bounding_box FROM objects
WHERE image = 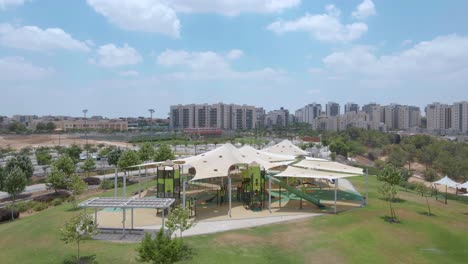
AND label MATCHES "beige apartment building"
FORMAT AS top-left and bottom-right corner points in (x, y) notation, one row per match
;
(53, 119), (128, 131)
